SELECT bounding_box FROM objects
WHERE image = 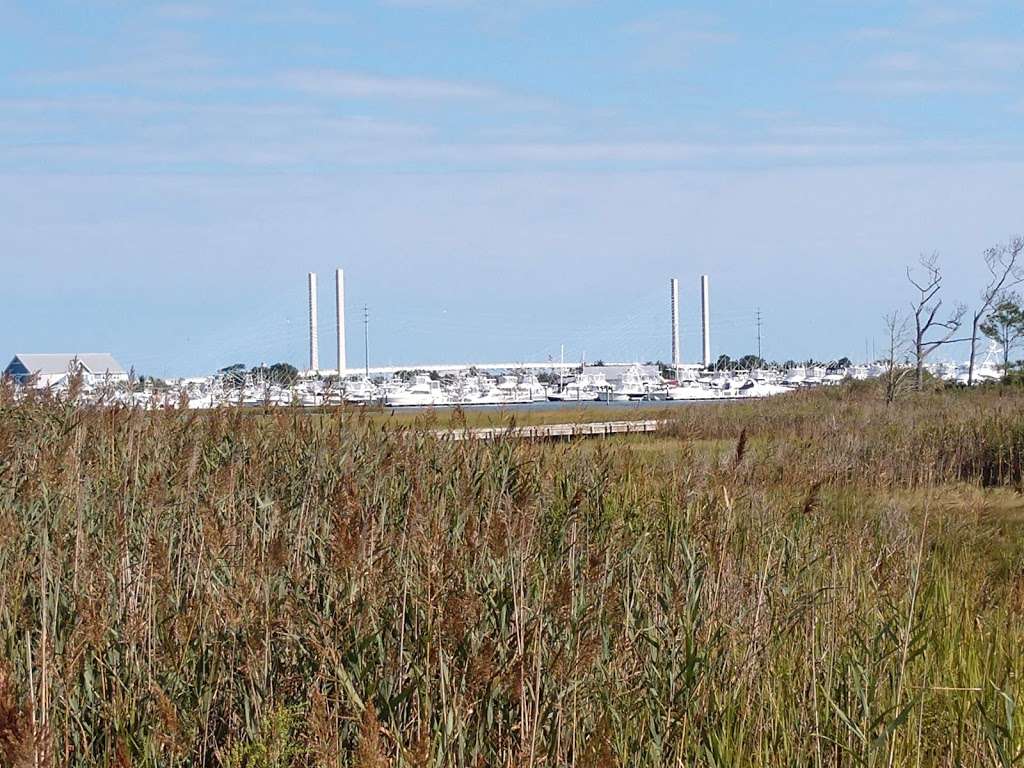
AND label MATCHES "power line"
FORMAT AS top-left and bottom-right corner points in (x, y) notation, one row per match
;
(363, 304), (369, 377)
(756, 308), (763, 360)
